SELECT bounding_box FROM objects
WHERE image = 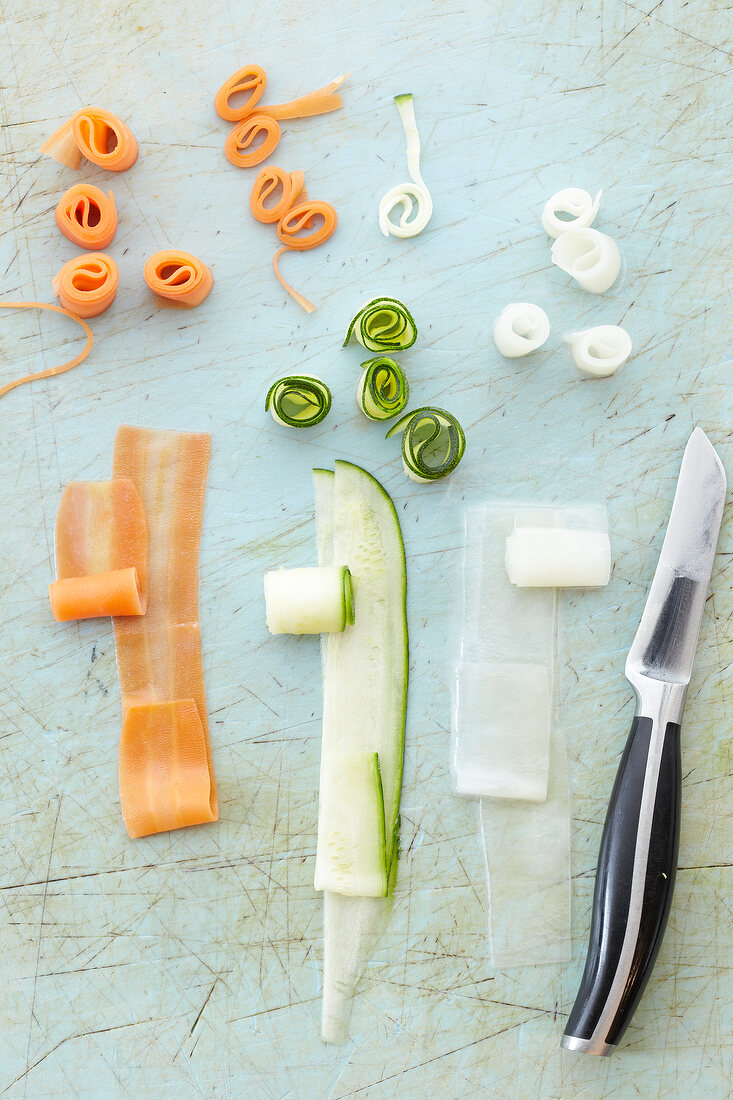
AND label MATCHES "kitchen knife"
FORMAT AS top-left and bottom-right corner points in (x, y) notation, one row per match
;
(561, 428), (727, 1056)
